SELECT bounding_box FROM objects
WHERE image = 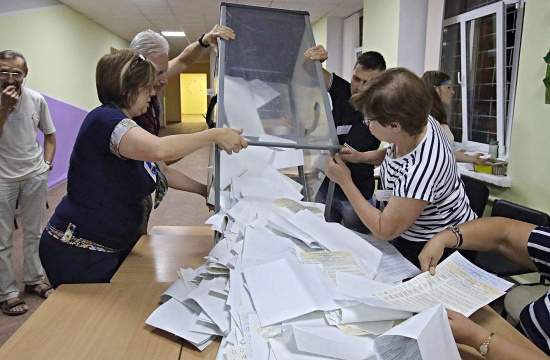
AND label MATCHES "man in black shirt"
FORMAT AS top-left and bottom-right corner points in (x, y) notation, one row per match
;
(305, 47), (385, 232)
